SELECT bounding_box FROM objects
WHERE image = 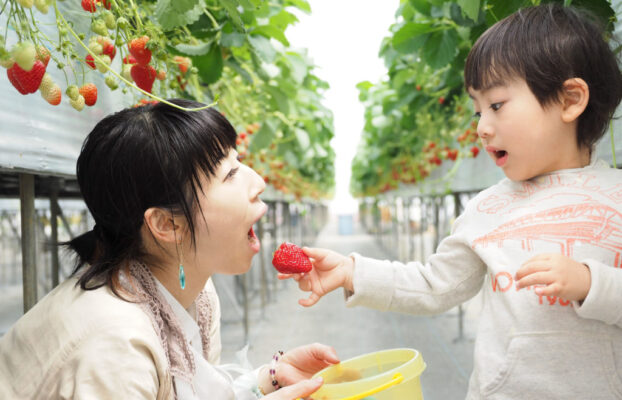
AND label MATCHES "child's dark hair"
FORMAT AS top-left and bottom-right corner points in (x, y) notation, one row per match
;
(66, 98), (236, 292)
(464, 3), (622, 150)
